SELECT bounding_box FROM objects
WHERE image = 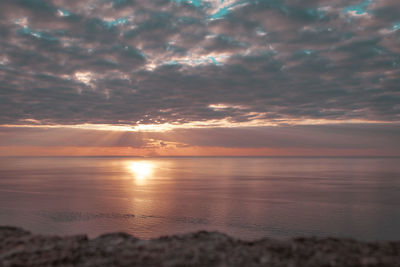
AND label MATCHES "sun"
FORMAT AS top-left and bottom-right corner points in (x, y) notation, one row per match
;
(128, 162), (153, 183)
